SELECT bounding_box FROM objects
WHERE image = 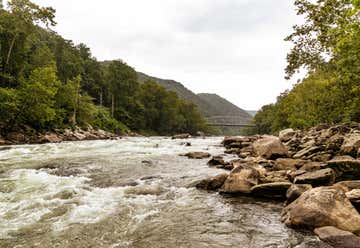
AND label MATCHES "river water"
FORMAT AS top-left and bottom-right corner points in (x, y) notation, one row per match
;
(0, 137), (330, 248)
